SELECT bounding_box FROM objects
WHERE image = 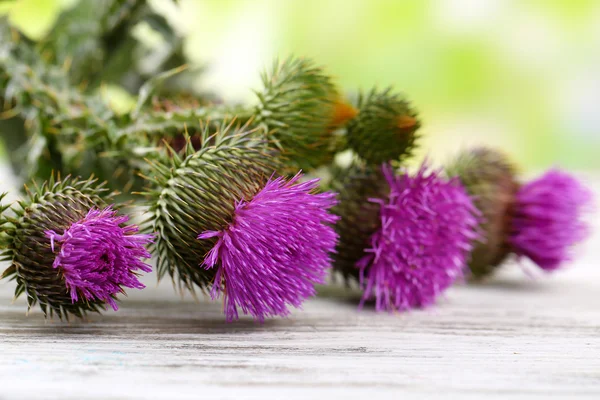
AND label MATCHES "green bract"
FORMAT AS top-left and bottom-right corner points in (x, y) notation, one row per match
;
(254, 57), (340, 170)
(346, 88), (420, 165)
(446, 147), (520, 279)
(331, 164), (388, 282)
